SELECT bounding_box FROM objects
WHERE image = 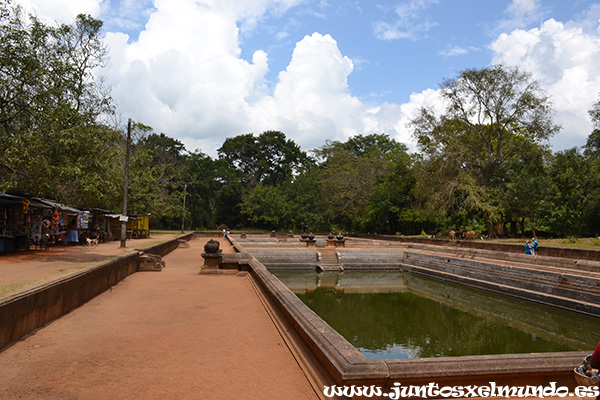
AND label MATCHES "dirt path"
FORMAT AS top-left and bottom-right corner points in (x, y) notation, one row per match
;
(0, 236), (318, 400)
(0, 233), (186, 298)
